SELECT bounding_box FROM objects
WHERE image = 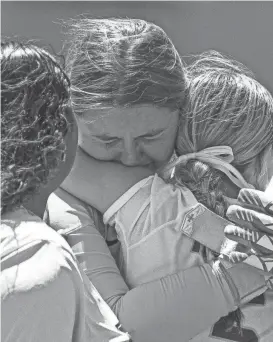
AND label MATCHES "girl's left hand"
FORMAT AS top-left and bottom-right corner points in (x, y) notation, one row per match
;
(223, 189), (273, 288)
